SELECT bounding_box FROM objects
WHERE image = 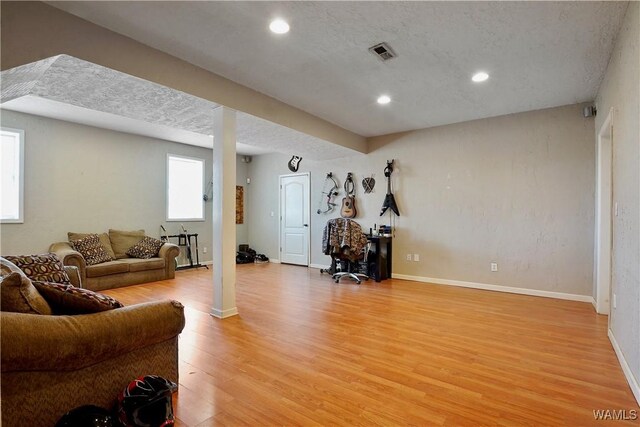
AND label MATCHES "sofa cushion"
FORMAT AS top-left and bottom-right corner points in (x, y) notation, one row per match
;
(0, 258), (53, 315)
(70, 234), (114, 266)
(86, 261), (130, 278)
(127, 258), (165, 273)
(126, 237), (164, 259)
(109, 229), (145, 259)
(32, 281), (123, 314)
(68, 232), (116, 260)
(4, 253), (71, 285)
